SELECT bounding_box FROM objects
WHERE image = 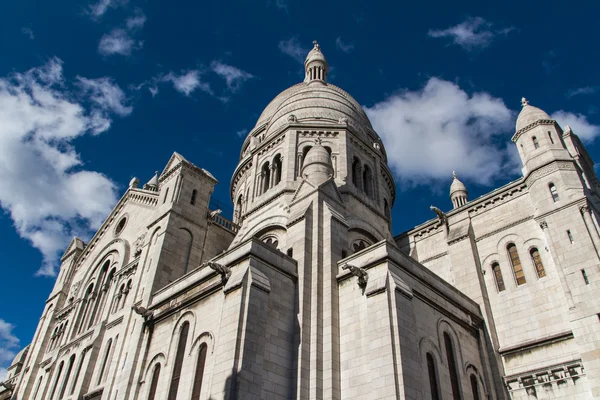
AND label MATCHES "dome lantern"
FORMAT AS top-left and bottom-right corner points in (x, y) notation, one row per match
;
(304, 40), (328, 85)
(450, 171), (468, 209)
